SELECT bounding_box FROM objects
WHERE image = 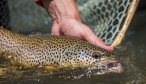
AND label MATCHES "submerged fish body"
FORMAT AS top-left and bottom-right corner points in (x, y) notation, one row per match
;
(0, 27), (123, 74)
